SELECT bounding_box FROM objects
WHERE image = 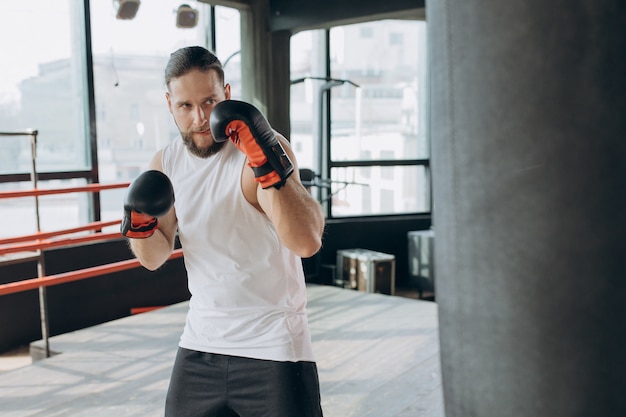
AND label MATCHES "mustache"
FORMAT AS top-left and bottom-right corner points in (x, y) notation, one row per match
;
(192, 125), (210, 133)
(181, 131), (226, 159)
